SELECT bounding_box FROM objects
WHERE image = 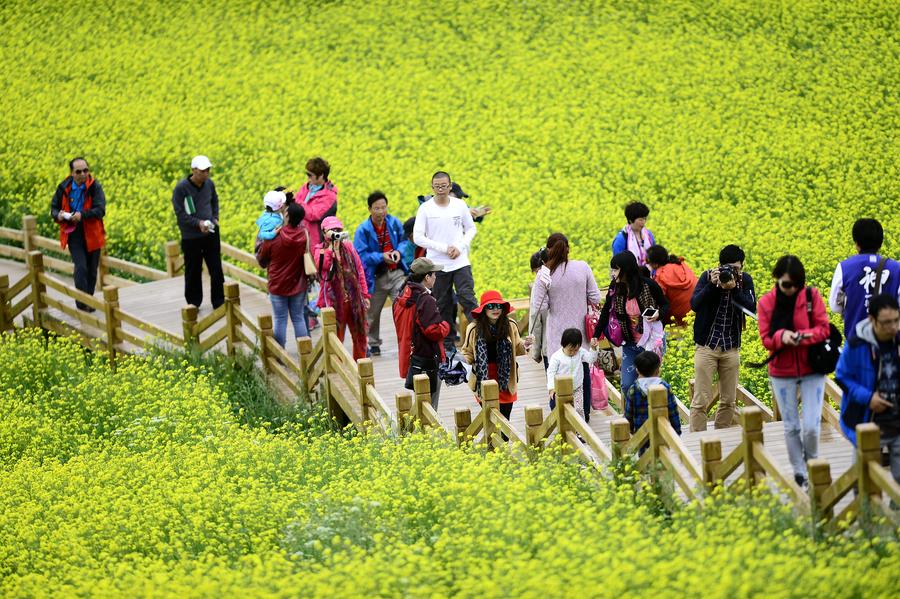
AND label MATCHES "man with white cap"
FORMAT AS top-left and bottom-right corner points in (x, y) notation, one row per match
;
(171, 155), (225, 309)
